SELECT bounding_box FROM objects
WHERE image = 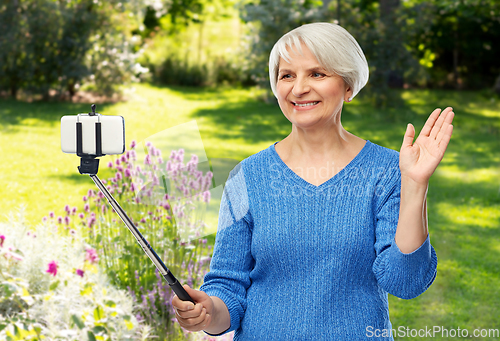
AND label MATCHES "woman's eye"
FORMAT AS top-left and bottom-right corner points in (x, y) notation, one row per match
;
(313, 72), (325, 78)
(280, 74), (292, 80)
